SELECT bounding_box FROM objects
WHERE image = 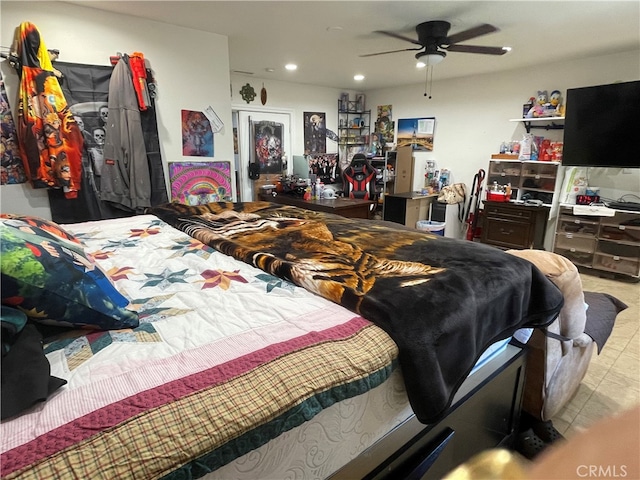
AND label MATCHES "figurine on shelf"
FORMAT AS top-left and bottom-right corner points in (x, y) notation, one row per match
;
(549, 90), (565, 116)
(526, 89), (564, 118)
(526, 90), (548, 118)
